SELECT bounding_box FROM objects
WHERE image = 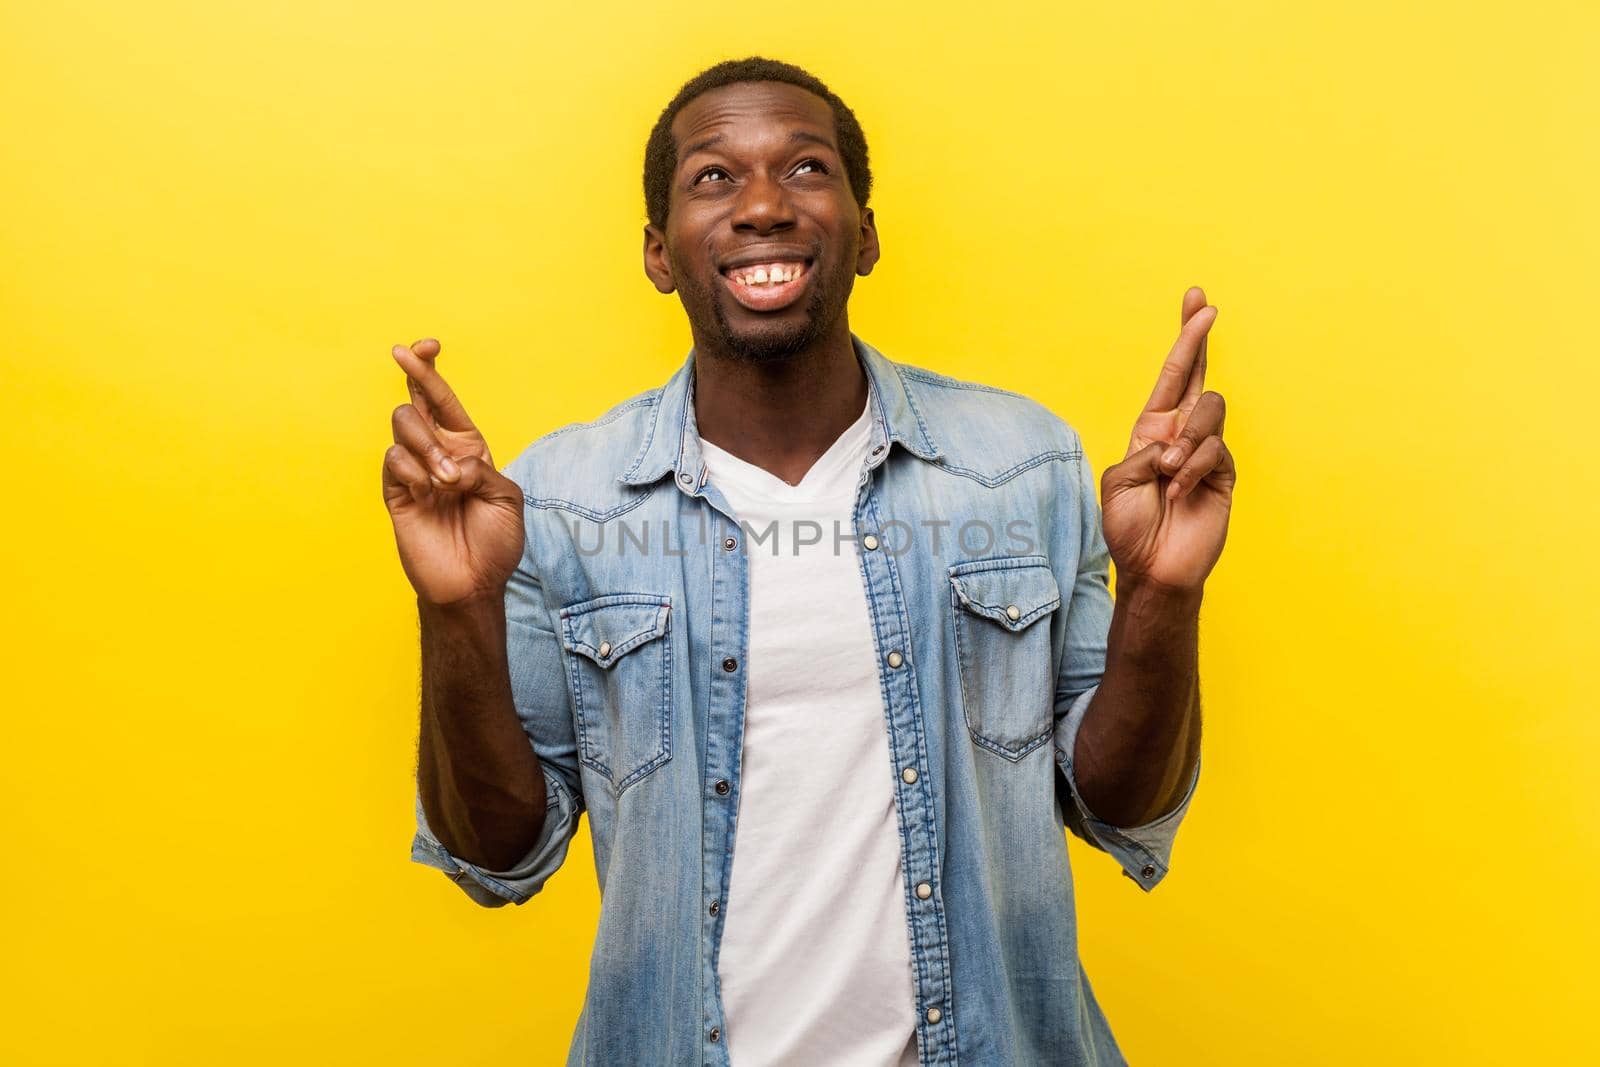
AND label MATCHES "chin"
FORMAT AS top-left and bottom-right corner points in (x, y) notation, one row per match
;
(710, 284), (842, 365)
(724, 320), (821, 363)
